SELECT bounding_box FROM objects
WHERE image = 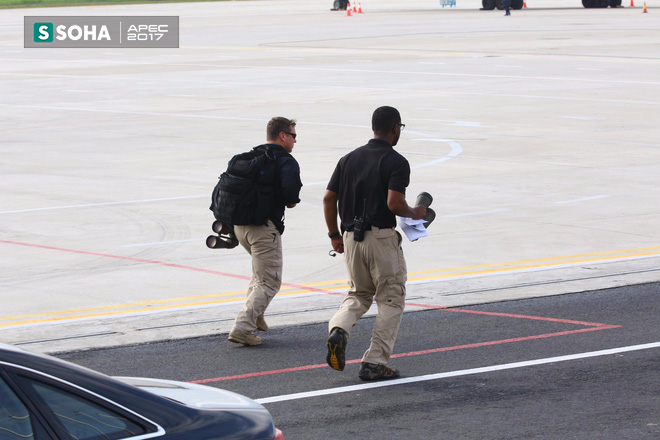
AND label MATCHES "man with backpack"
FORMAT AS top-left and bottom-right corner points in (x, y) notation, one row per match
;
(225, 117), (302, 346)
